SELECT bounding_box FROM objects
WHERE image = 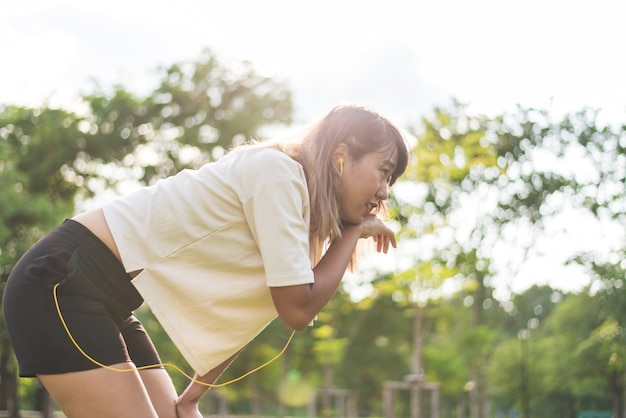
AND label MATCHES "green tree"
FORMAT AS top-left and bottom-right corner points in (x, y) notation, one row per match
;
(392, 103), (505, 417)
(495, 107), (626, 416)
(539, 292), (611, 414)
(488, 289), (575, 417)
(0, 49), (294, 415)
(83, 48), (292, 187)
(390, 102), (625, 416)
(0, 106), (80, 415)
